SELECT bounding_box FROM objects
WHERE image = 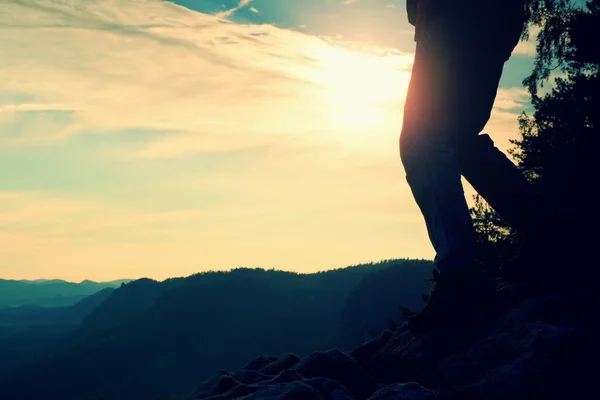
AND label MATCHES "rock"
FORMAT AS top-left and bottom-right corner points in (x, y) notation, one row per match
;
(266, 369), (304, 385)
(186, 371), (240, 399)
(242, 356), (279, 371)
(203, 384), (258, 400)
(435, 290), (596, 400)
(350, 329), (394, 370)
(230, 370), (271, 385)
(368, 382), (437, 400)
(293, 348), (378, 400)
(301, 377), (354, 400)
(259, 353), (300, 376)
(236, 381), (322, 400)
